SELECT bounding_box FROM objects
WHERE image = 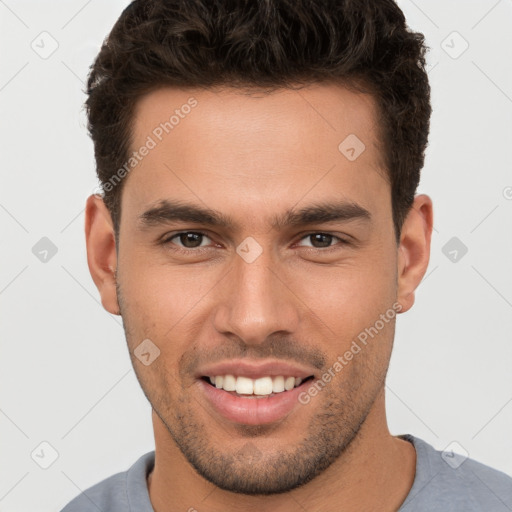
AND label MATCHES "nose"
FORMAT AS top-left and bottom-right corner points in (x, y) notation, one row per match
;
(212, 246), (300, 345)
